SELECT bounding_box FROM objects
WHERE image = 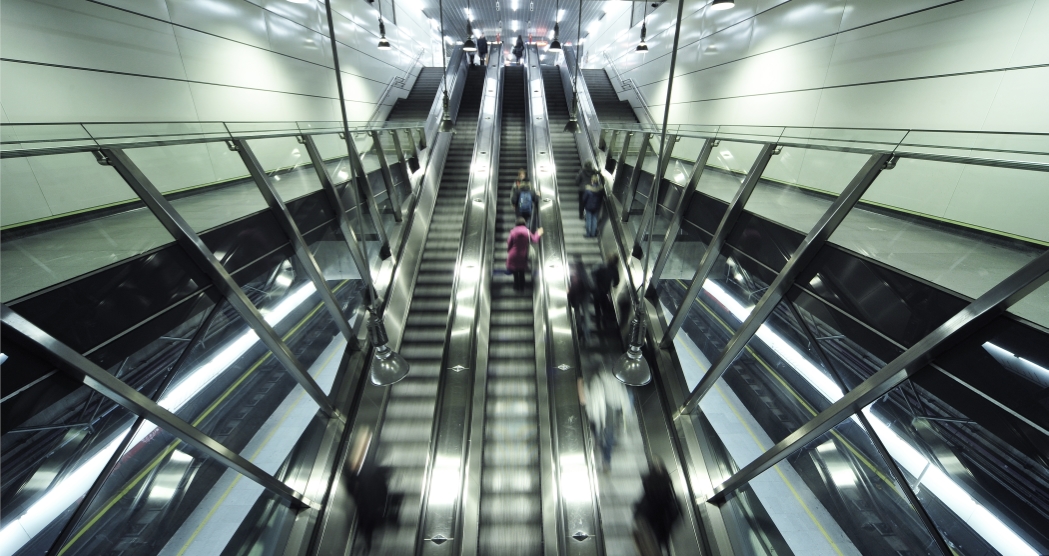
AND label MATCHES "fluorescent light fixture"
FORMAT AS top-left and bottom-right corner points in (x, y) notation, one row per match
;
(0, 283), (320, 555)
(557, 8), (565, 21)
(695, 279), (1040, 556)
(512, 0), (519, 10)
(512, 20), (519, 31)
